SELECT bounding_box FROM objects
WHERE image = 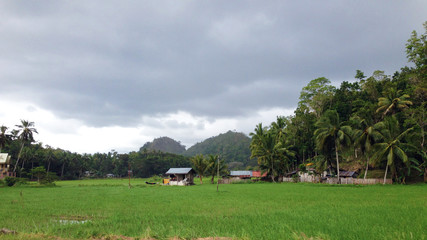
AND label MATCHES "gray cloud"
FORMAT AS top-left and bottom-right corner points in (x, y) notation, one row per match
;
(1, 1), (426, 127)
